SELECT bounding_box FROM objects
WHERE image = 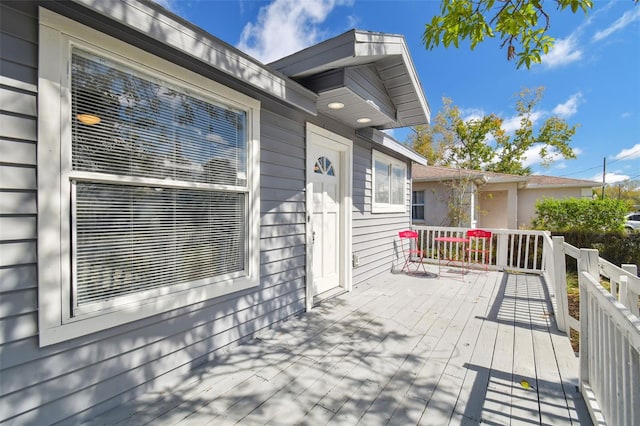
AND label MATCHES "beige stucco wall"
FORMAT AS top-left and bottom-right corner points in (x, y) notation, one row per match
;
(477, 183), (518, 229)
(412, 181), (475, 227)
(414, 179), (594, 230)
(517, 187), (592, 228)
(478, 190), (508, 228)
